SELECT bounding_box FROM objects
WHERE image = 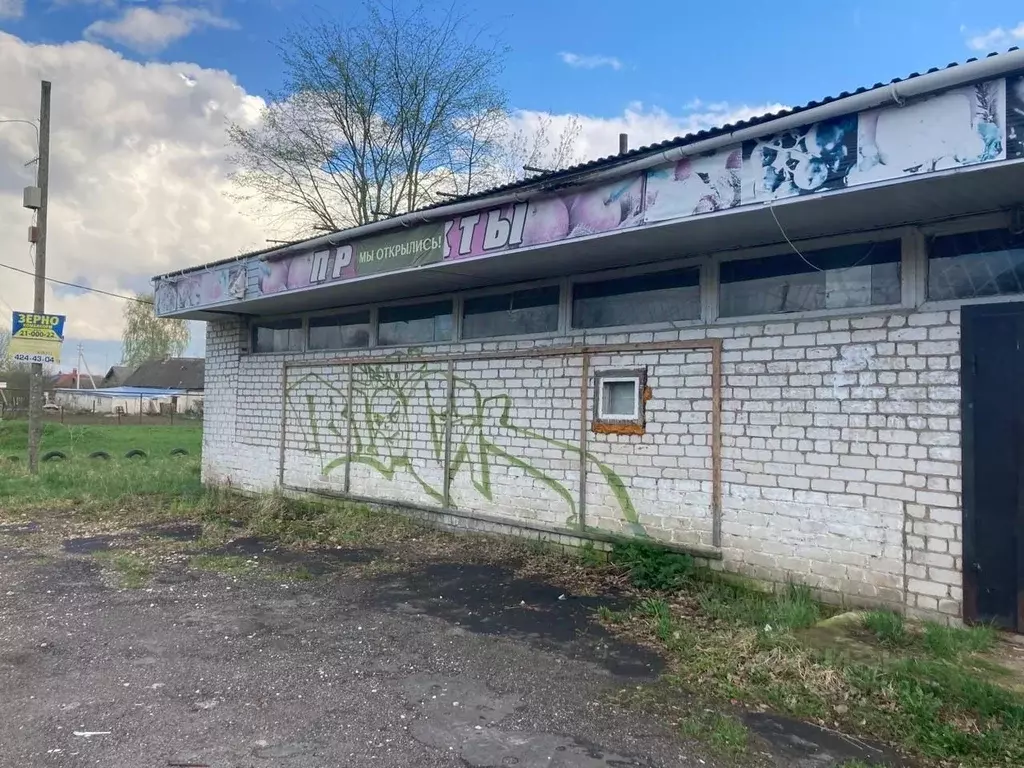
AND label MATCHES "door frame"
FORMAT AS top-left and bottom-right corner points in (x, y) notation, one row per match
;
(961, 300), (1024, 630)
